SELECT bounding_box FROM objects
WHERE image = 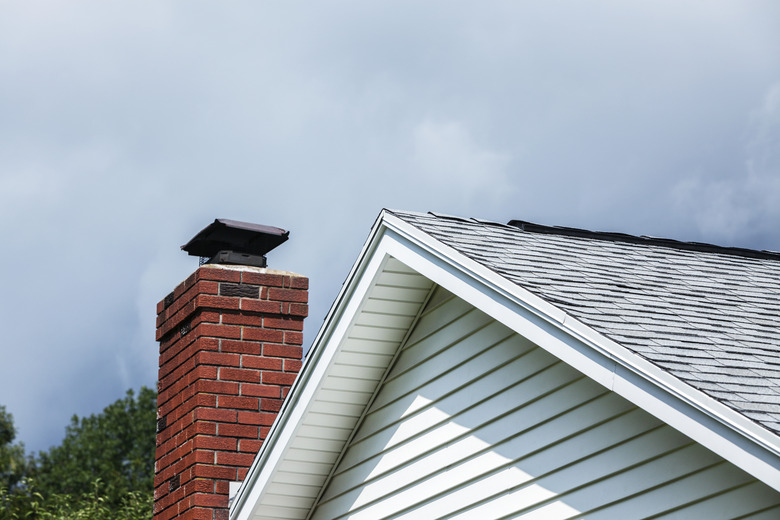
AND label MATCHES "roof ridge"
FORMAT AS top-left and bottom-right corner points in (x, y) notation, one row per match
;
(393, 210), (780, 261)
(504, 219), (780, 261)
